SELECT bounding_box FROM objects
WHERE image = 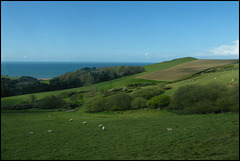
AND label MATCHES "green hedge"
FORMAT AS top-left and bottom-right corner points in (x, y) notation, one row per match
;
(168, 83), (239, 114)
(146, 95), (171, 109)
